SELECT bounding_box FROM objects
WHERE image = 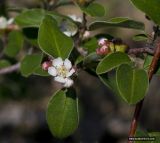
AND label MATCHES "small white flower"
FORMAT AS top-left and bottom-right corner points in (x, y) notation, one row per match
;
(83, 31), (90, 39)
(0, 16), (8, 29)
(0, 16), (14, 29)
(68, 15), (82, 23)
(48, 57), (75, 88)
